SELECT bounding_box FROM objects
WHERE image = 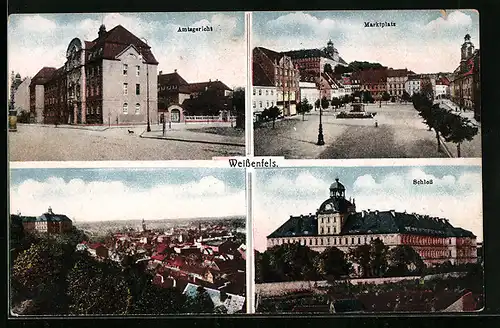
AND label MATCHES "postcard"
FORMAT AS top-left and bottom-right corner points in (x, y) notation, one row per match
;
(7, 12), (246, 161)
(252, 10), (481, 159)
(9, 167), (247, 315)
(253, 165), (483, 313)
